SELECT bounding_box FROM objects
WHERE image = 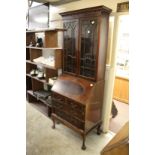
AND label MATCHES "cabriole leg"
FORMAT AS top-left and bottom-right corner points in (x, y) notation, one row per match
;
(81, 134), (86, 150)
